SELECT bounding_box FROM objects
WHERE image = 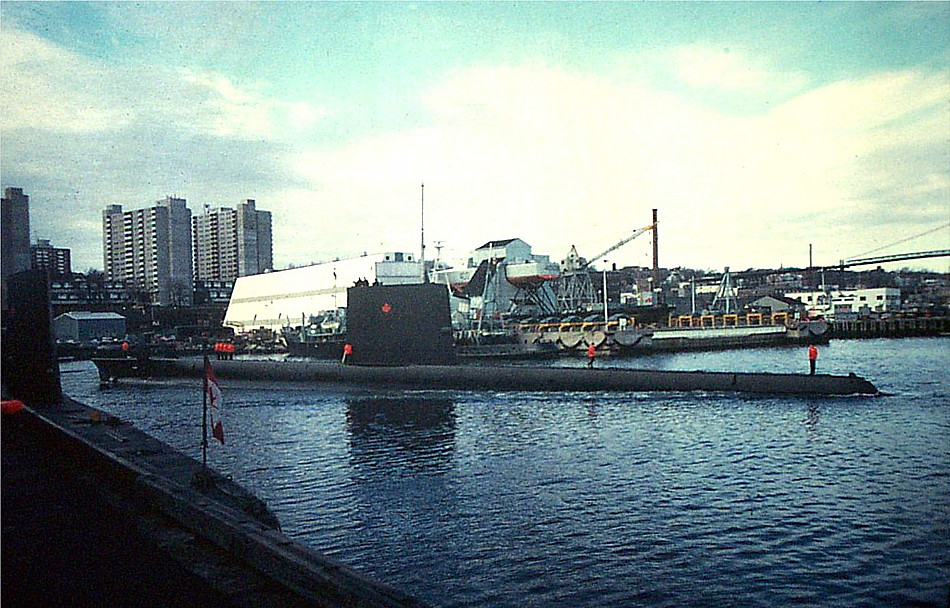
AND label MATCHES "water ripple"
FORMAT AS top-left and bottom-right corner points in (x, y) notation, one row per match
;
(59, 339), (950, 607)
